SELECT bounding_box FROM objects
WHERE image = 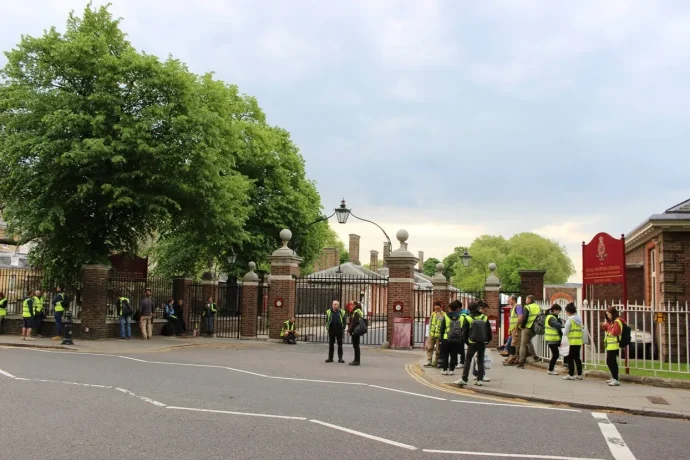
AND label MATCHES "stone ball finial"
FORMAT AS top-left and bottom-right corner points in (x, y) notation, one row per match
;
(248, 261), (256, 271)
(280, 229), (292, 248)
(436, 262), (444, 273)
(243, 261), (259, 282)
(488, 262), (497, 272)
(396, 229), (409, 243)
